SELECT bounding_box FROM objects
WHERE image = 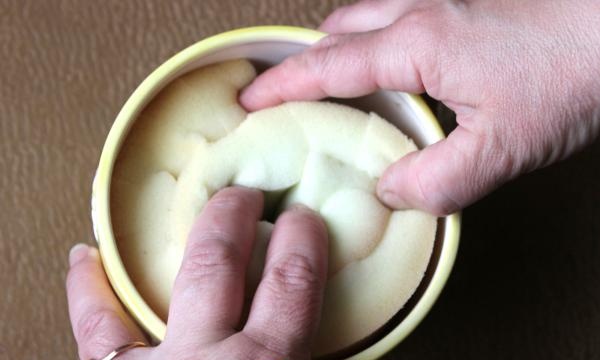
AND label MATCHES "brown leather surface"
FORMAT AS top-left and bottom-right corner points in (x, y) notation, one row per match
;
(1, 1), (599, 359)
